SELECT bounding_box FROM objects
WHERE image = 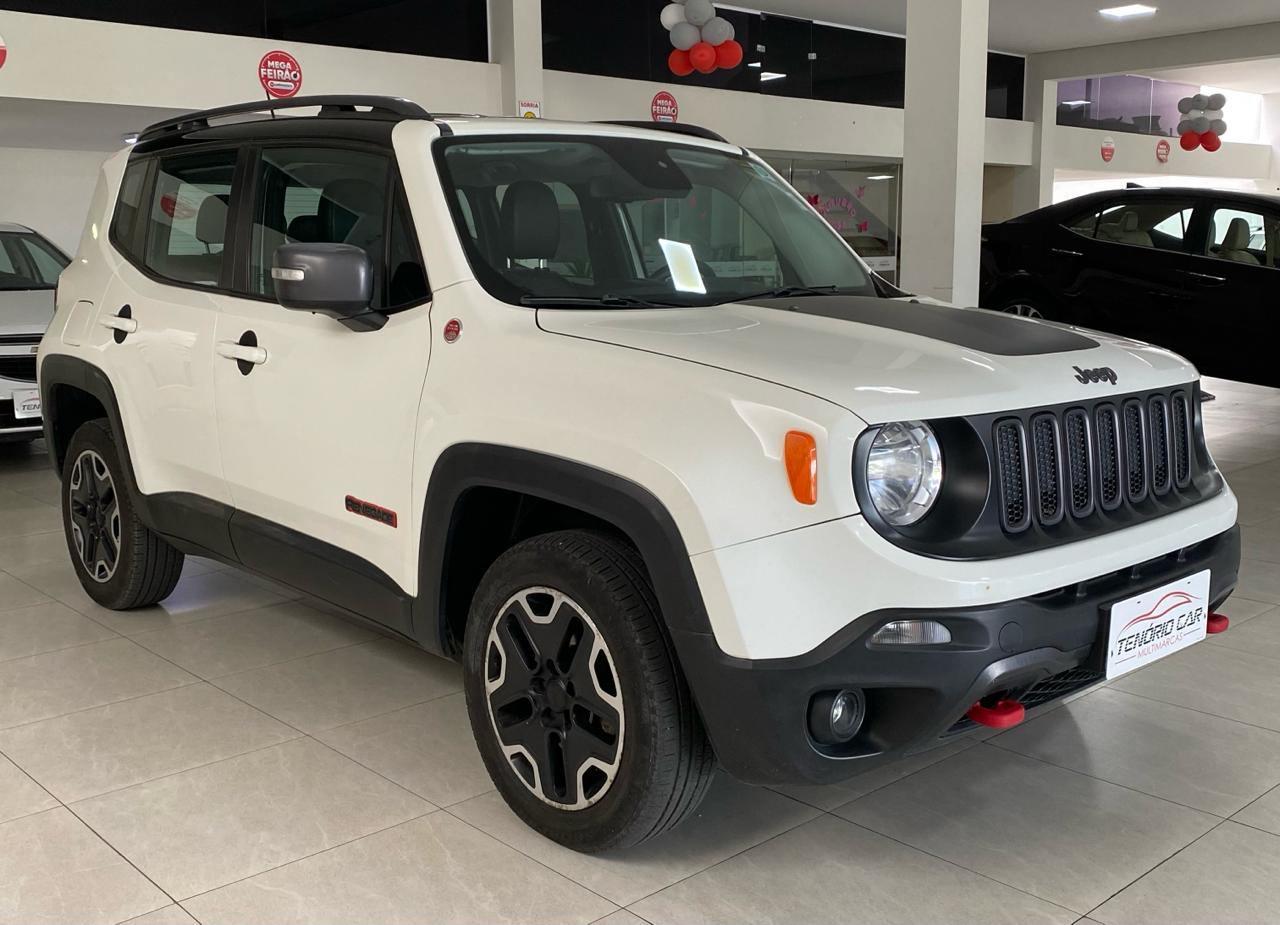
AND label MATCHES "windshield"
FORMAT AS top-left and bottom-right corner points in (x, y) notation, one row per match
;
(435, 137), (877, 307)
(0, 231), (69, 291)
